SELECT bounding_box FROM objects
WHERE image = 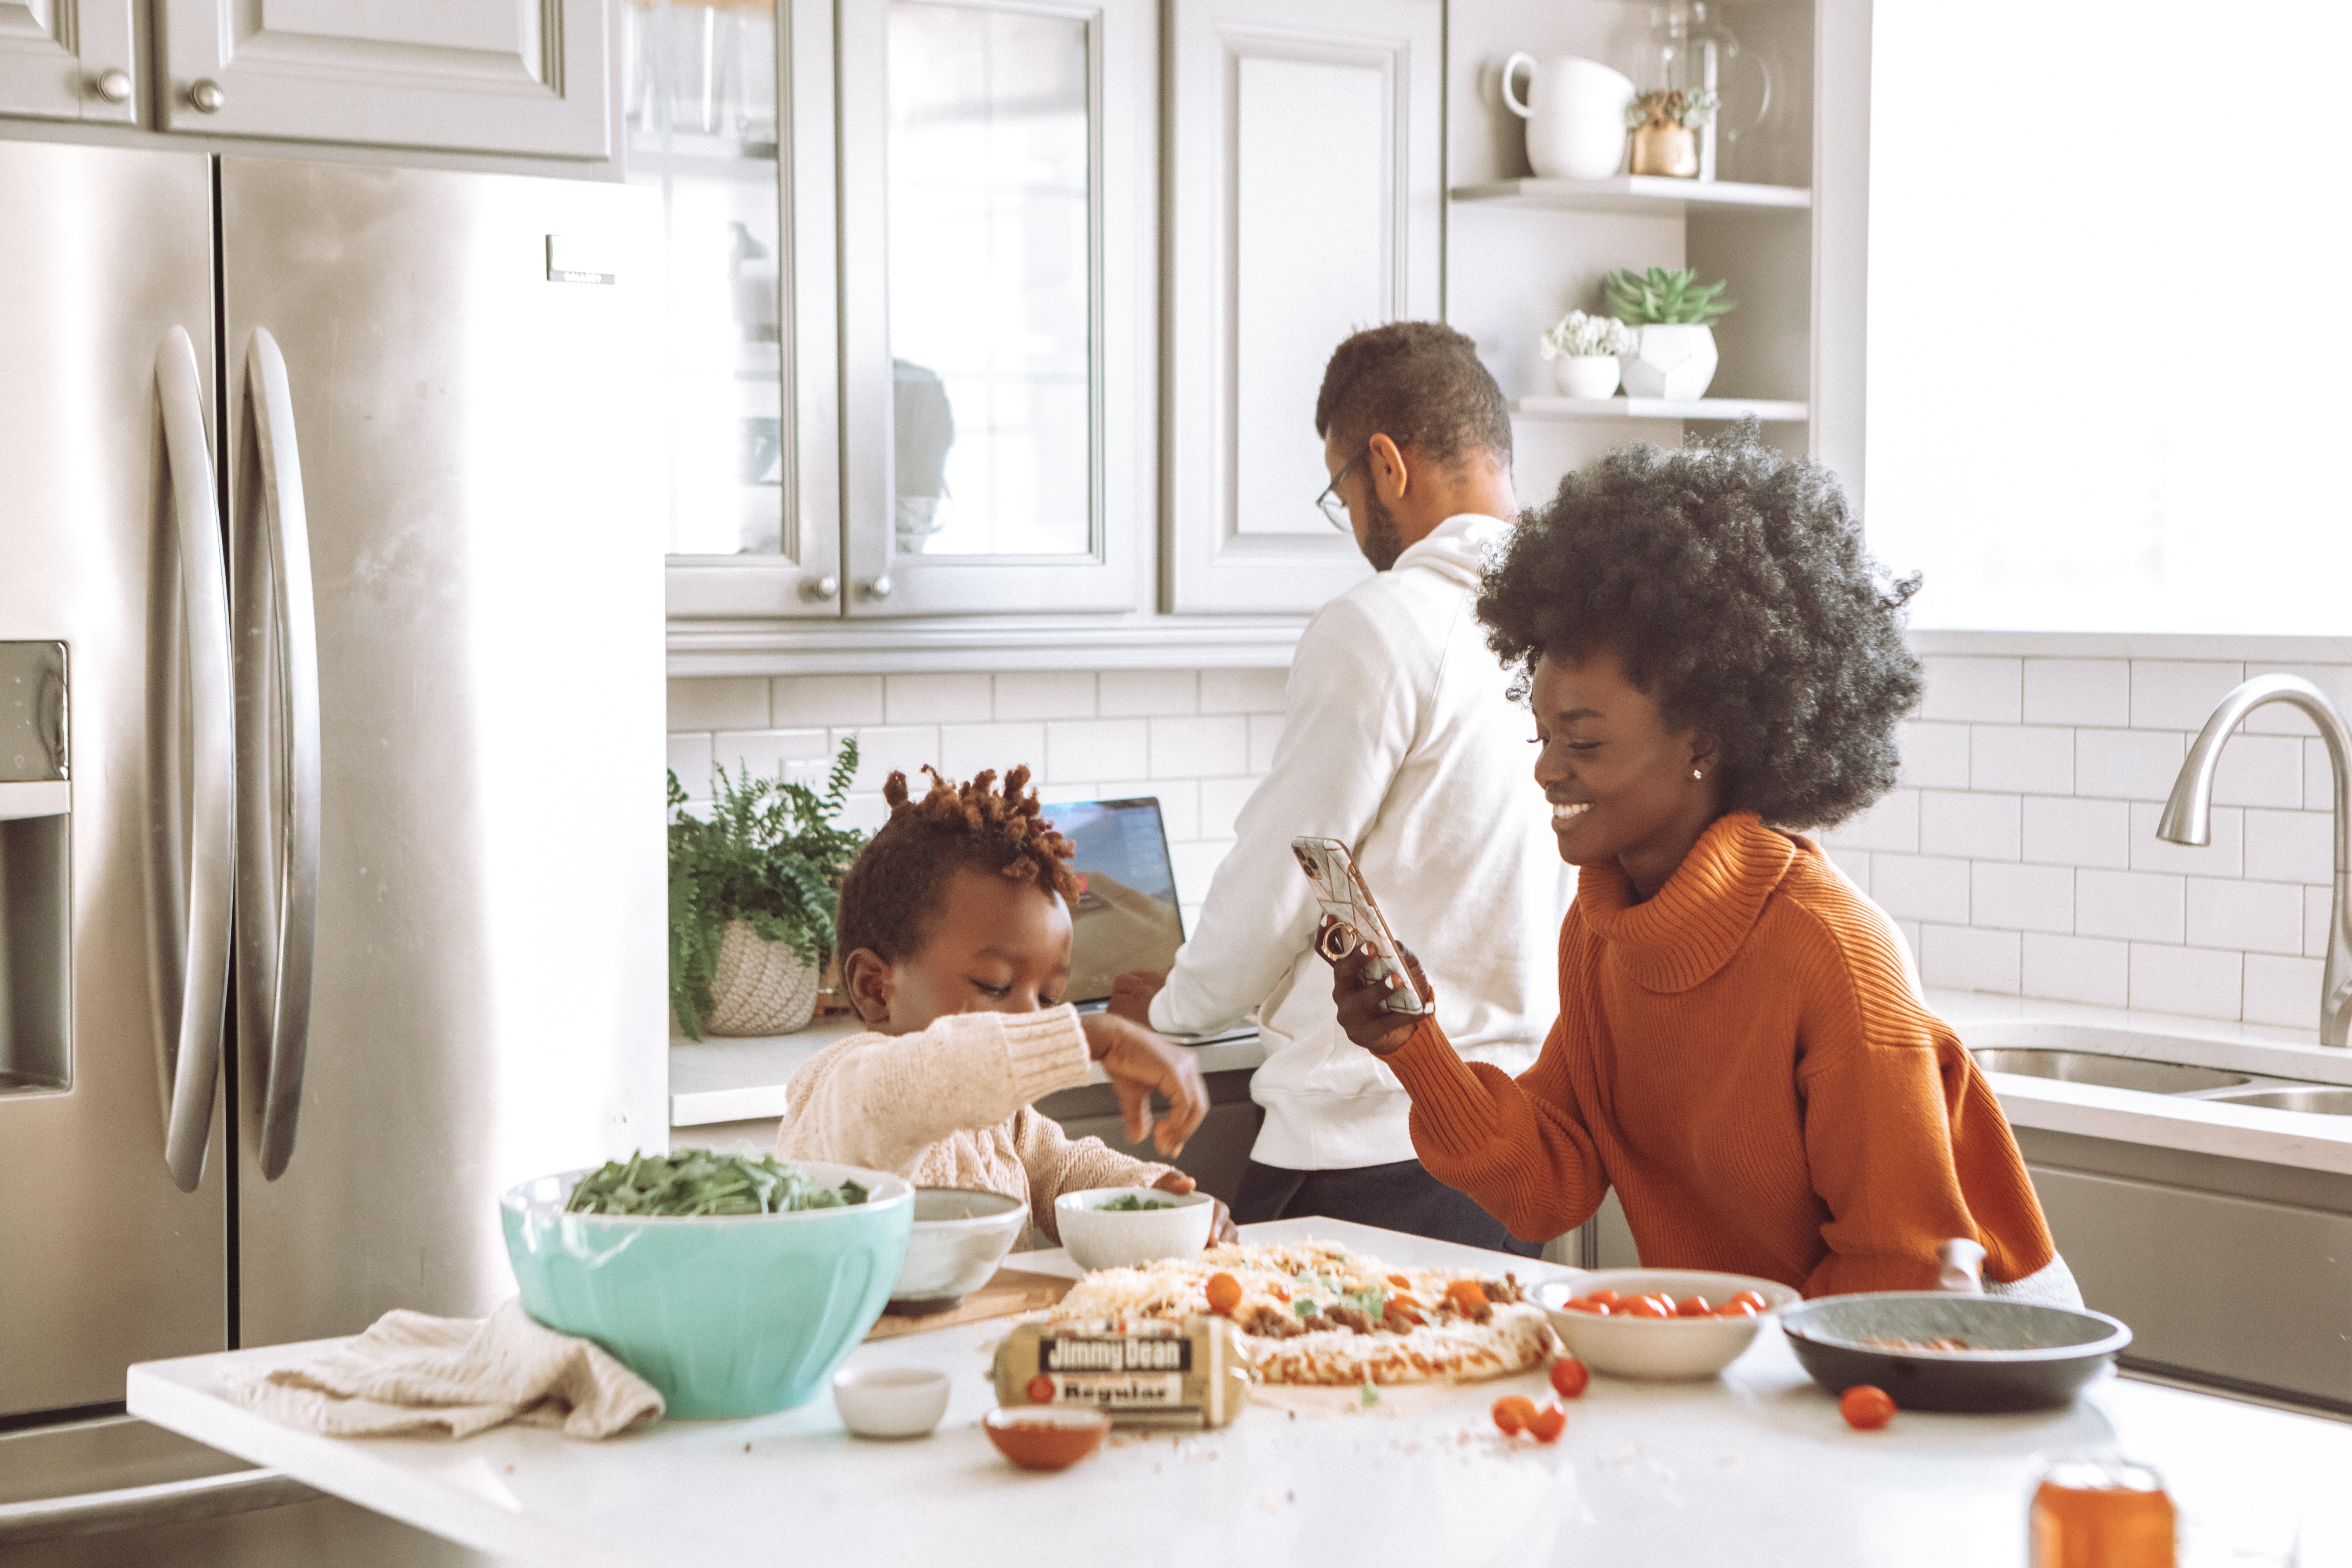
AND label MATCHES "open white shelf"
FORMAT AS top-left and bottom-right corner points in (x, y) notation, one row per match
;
(1451, 175), (1810, 216)
(1511, 395), (1809, 423)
